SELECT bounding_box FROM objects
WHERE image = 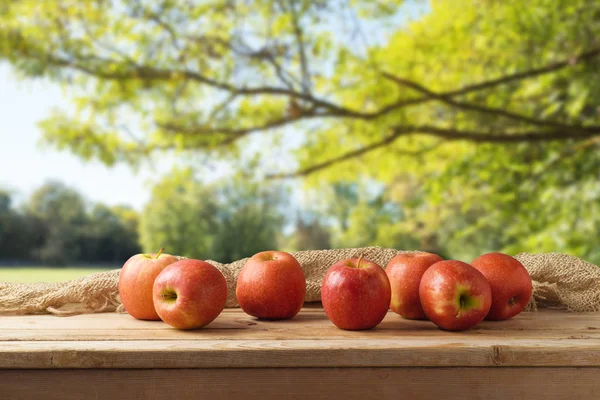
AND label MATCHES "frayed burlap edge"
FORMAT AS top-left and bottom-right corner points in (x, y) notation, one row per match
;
(516, 252), (600, 312)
